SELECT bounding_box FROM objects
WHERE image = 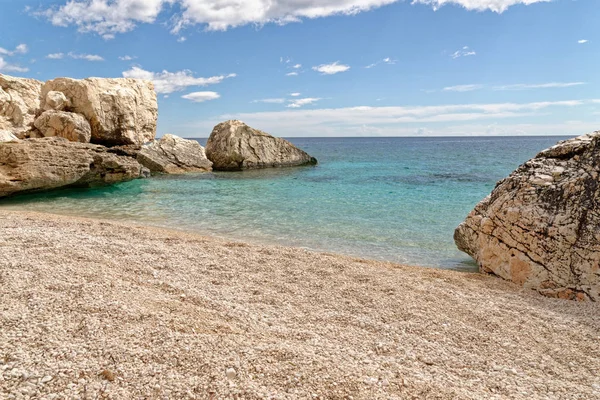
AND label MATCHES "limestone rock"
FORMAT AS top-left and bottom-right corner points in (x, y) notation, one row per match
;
(0, 130), (19, 143)
(205, 120), (317, 171)
(40, 77), (158, 146)
(34, 110), (91, 143)
(0, 74), (43, 137)
(44, 90), (70, 111)
(137, 134), (212, 174)
(454, 132), (600, 301)
(0, 137), (147, 197)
